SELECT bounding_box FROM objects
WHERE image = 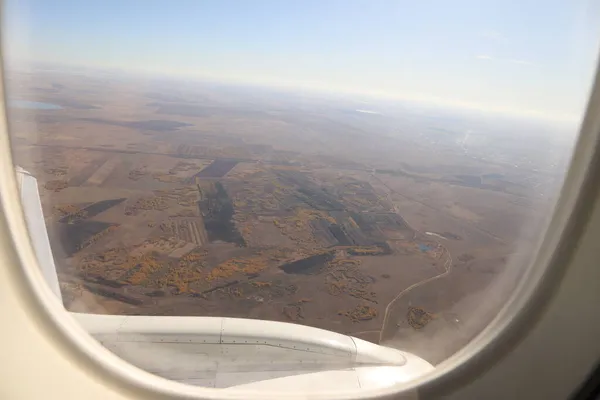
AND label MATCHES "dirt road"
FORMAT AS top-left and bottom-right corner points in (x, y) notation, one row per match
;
(369, 174), (455, 343)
